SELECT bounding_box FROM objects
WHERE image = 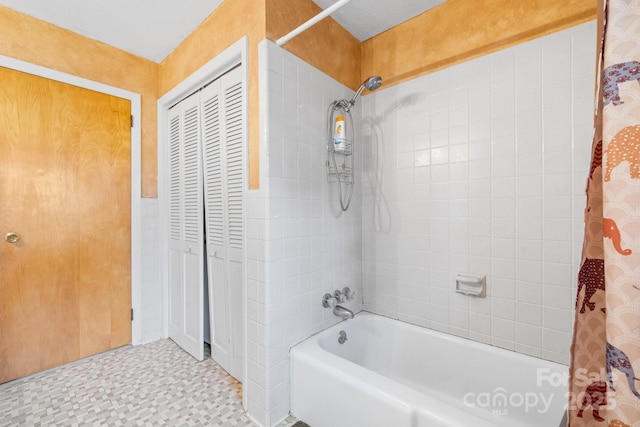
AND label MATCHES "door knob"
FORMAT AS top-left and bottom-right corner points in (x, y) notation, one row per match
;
(5, 232), (20, 244)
